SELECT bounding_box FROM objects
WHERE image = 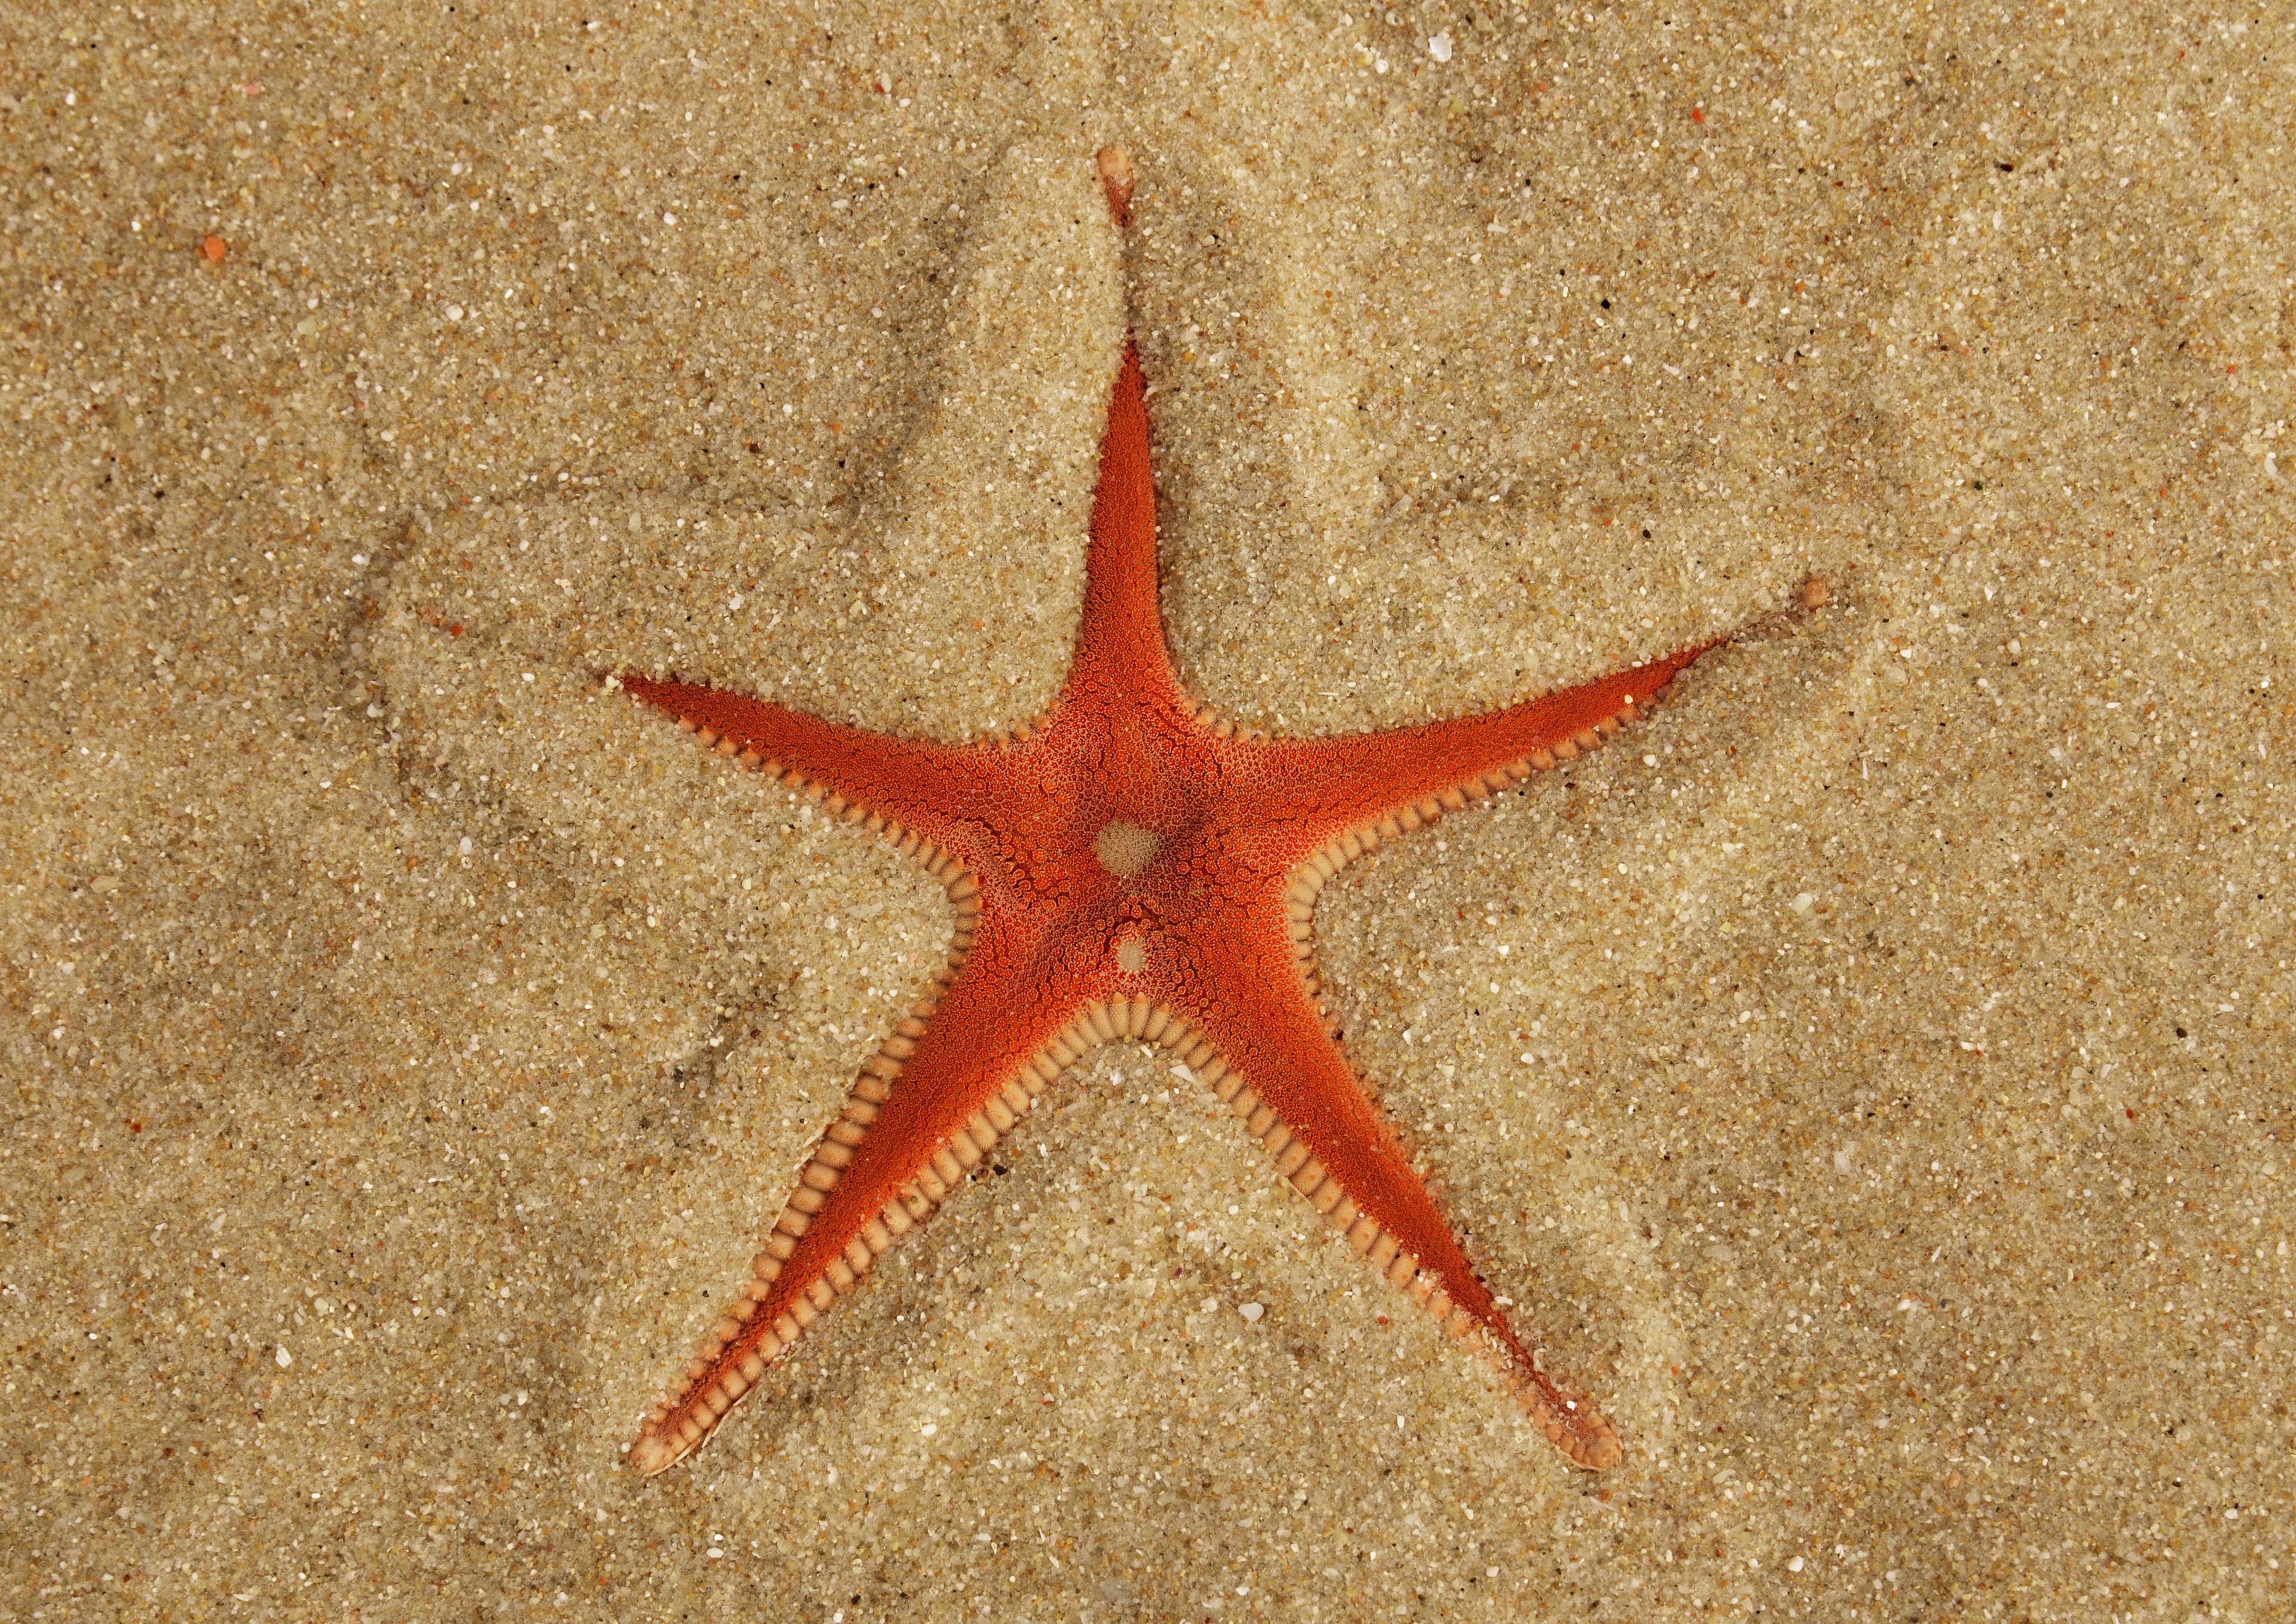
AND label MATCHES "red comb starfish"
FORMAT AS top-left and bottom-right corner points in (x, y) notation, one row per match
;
(622, 146), (1821, 1476)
